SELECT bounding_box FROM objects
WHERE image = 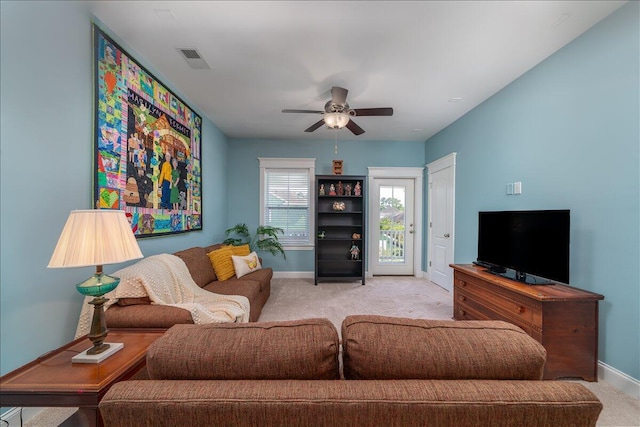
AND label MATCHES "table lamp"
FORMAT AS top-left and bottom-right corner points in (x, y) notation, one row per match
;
(48, 209), (143, 362)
